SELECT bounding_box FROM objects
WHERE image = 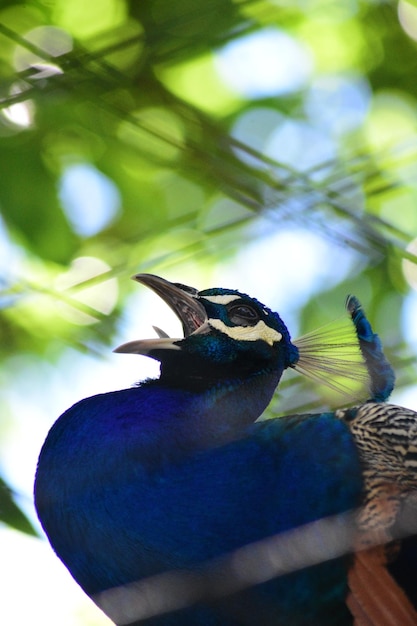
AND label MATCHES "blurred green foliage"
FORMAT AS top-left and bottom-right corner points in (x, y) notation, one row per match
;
(1, 0), (417, 534)
(0, 476), (37, 535)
